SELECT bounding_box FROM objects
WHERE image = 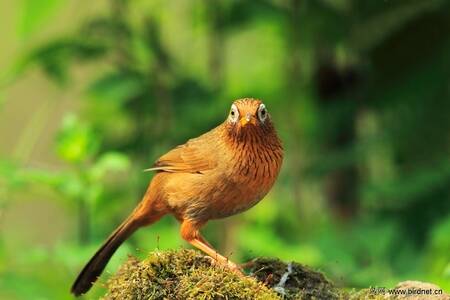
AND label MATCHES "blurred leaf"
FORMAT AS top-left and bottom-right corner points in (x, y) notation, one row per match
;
(80, 17), (131, 41)
(430, 216), (450, 253)
(23, 37), (107, 84)
(89, 152), (131, 186)
(86, 71), (145, 104)
(56, 114), (99, 163)
(57, 173), (84, 200)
